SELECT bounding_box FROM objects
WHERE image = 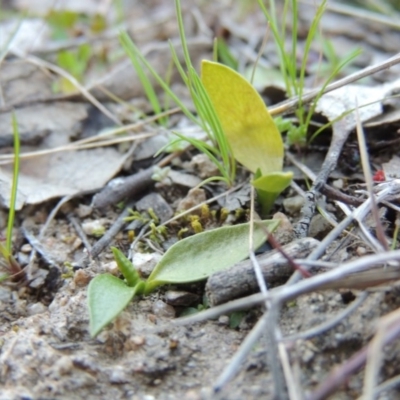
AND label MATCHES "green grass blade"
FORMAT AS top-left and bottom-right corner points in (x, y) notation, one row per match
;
(119, 32), (197, 125)
(7, 112), (20, 254)
(175, 0), (192, 71)
(298, 0), (327, 99)
(120, 33), (165, 125)
(257, 0), (293, 96)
